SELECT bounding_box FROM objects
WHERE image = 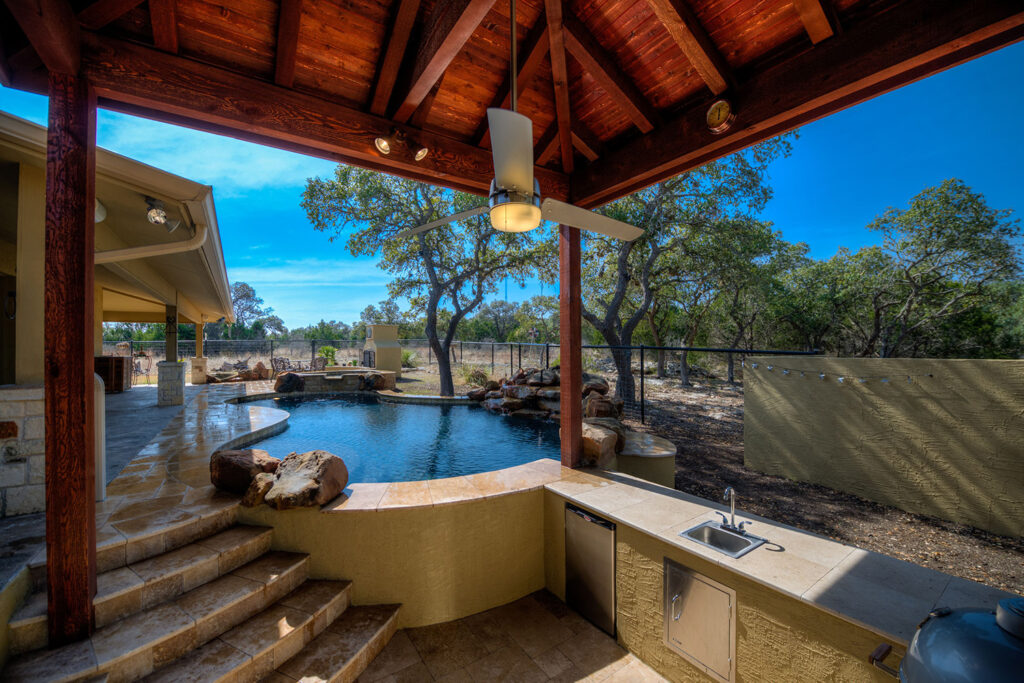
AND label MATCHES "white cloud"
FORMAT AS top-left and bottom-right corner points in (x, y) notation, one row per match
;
(227, 256), (390, 291)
